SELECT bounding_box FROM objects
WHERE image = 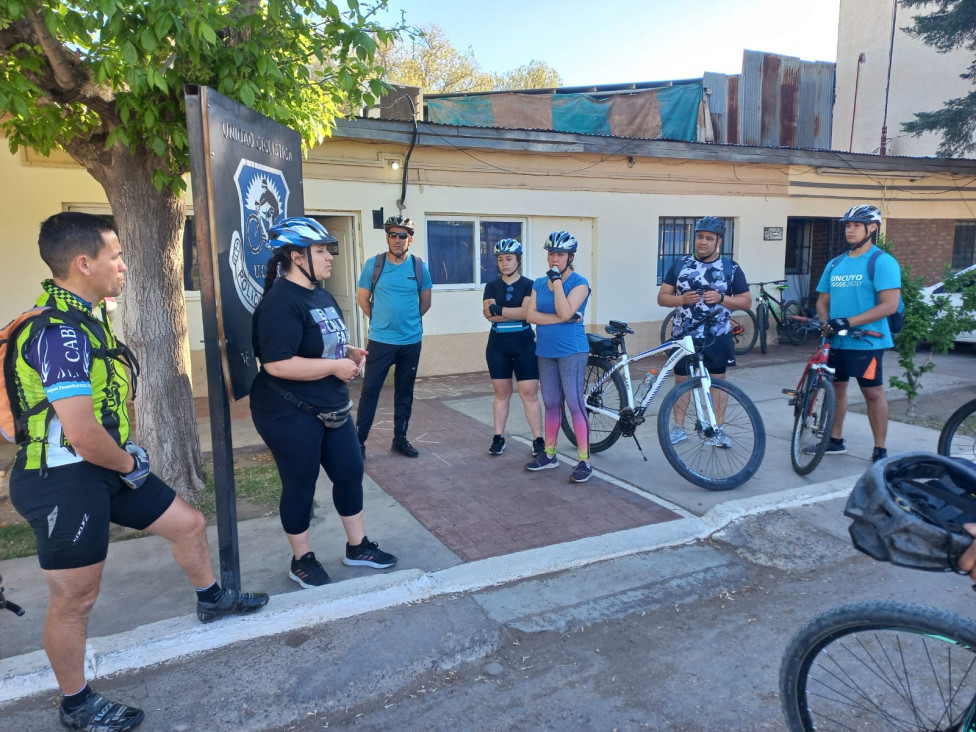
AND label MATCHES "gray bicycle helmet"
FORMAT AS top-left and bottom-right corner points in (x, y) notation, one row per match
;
(544, 231), (578, 252)
(493, 238), (523, 256)
(384, 215), (415, 235)
(845, 452), (976, 572)
(694, 216), (726, 237)
(840, 204), (882, 227)
(268, 217), (338, 248)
